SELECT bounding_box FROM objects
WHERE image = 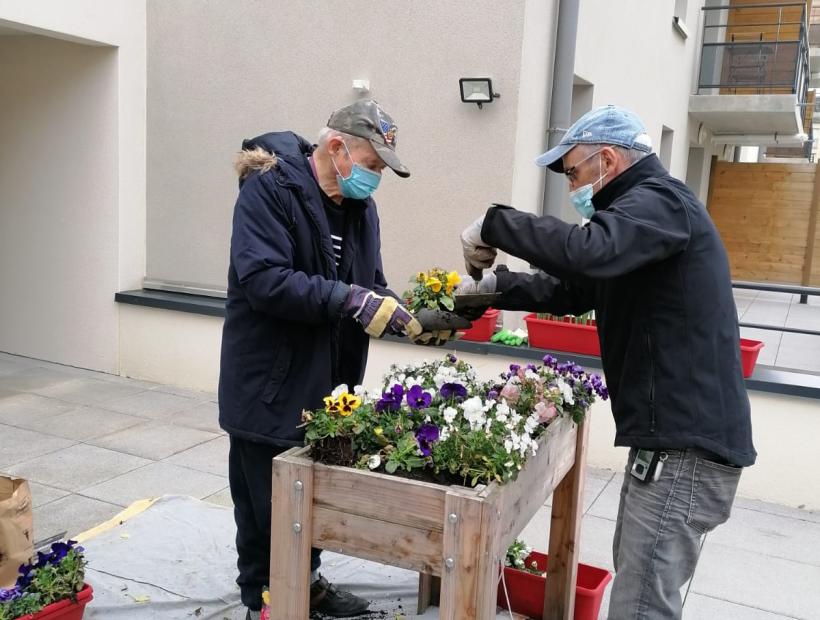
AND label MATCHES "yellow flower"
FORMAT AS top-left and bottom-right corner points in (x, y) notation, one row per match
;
(262, 591), (270, 605)
(415, 271), (426, 283)
(426, 277), (442, 293)
(338, 392), (361, 416)
(445, 271), (461, 294)
(323, 396), (340, 414)
(374, 426), (383, 436)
